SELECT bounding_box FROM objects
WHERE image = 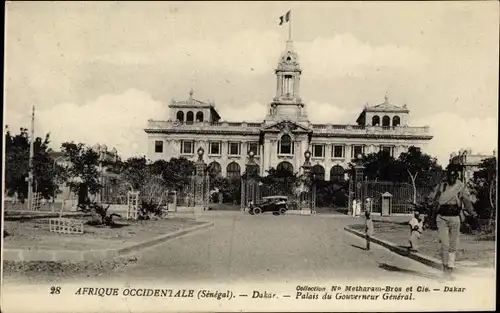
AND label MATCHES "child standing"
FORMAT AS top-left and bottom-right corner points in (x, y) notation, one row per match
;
(365, 210), (374, 250)
(408, 211), (423, 252)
